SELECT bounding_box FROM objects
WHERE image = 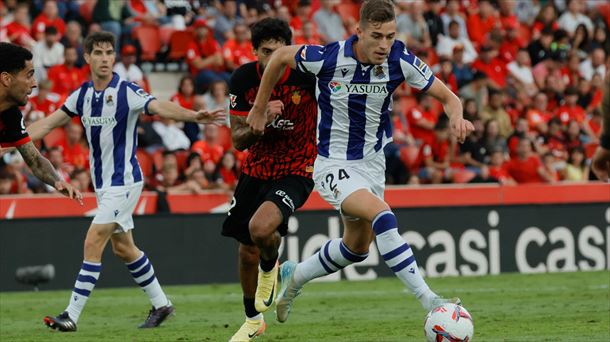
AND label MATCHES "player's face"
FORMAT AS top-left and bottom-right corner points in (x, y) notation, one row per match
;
(5, 60), (37, 106)
(254, 39), (286, 69)
(356, 20), (397, 65)
(85, 42), (116, 79)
